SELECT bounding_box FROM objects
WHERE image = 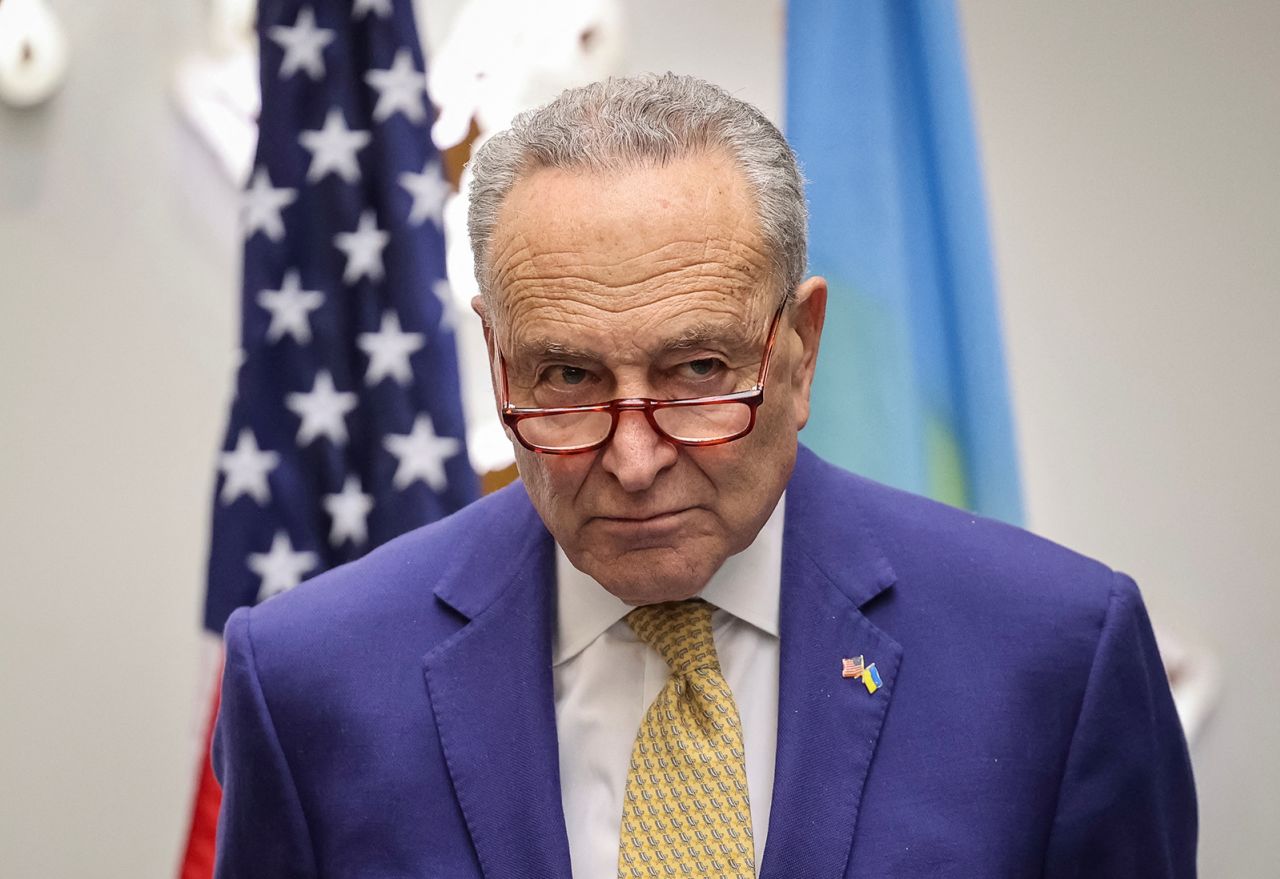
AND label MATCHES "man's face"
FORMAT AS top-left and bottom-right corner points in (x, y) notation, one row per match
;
(481, 150), (826, 605)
